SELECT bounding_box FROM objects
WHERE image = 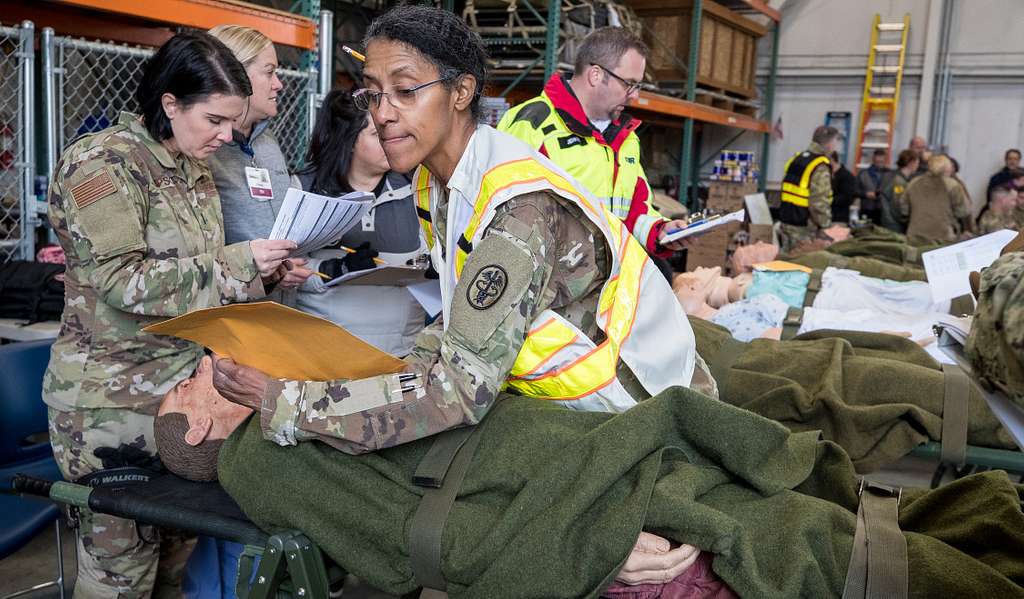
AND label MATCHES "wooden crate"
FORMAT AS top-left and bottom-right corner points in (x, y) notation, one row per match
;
(626, 0), (765, 99)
